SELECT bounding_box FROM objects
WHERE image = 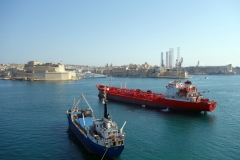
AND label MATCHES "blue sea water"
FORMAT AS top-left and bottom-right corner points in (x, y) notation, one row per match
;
(0, 75), (240, 160)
